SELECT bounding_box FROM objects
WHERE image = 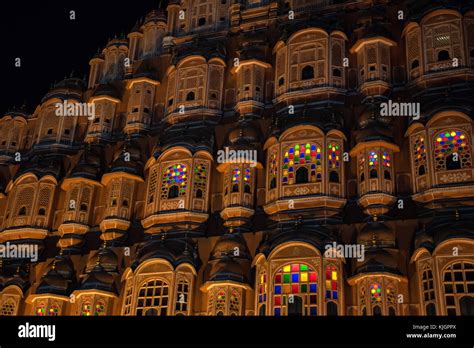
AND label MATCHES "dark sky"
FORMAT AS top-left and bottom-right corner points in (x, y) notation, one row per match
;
(1, 0), (166, 115)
